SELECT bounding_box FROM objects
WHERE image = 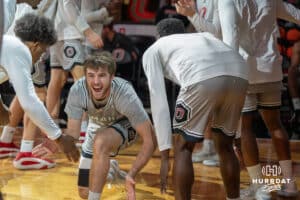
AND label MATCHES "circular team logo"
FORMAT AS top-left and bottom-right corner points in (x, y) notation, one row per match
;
(127, 127), (137, 144)
(174, 101), (191, 124)
(112, 48), (125, 62)
(64, 46), (76, 58)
